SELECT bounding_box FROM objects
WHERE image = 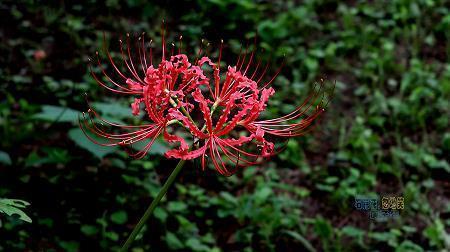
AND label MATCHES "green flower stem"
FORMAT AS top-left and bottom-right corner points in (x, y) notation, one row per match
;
(120, 159), (186, 251)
